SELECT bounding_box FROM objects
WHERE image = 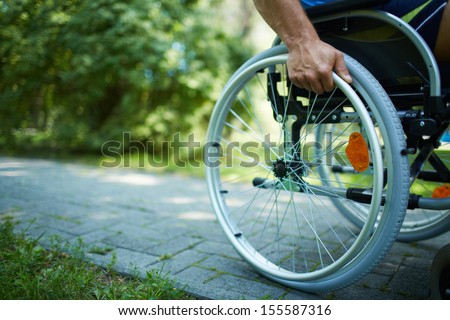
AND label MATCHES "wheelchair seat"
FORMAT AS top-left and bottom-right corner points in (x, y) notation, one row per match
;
(303, 0), (389, 18)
